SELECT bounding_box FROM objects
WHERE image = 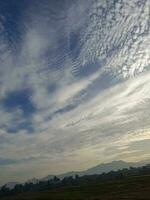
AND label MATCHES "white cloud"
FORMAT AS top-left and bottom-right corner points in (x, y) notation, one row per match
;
(76, 0), (150, 78)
